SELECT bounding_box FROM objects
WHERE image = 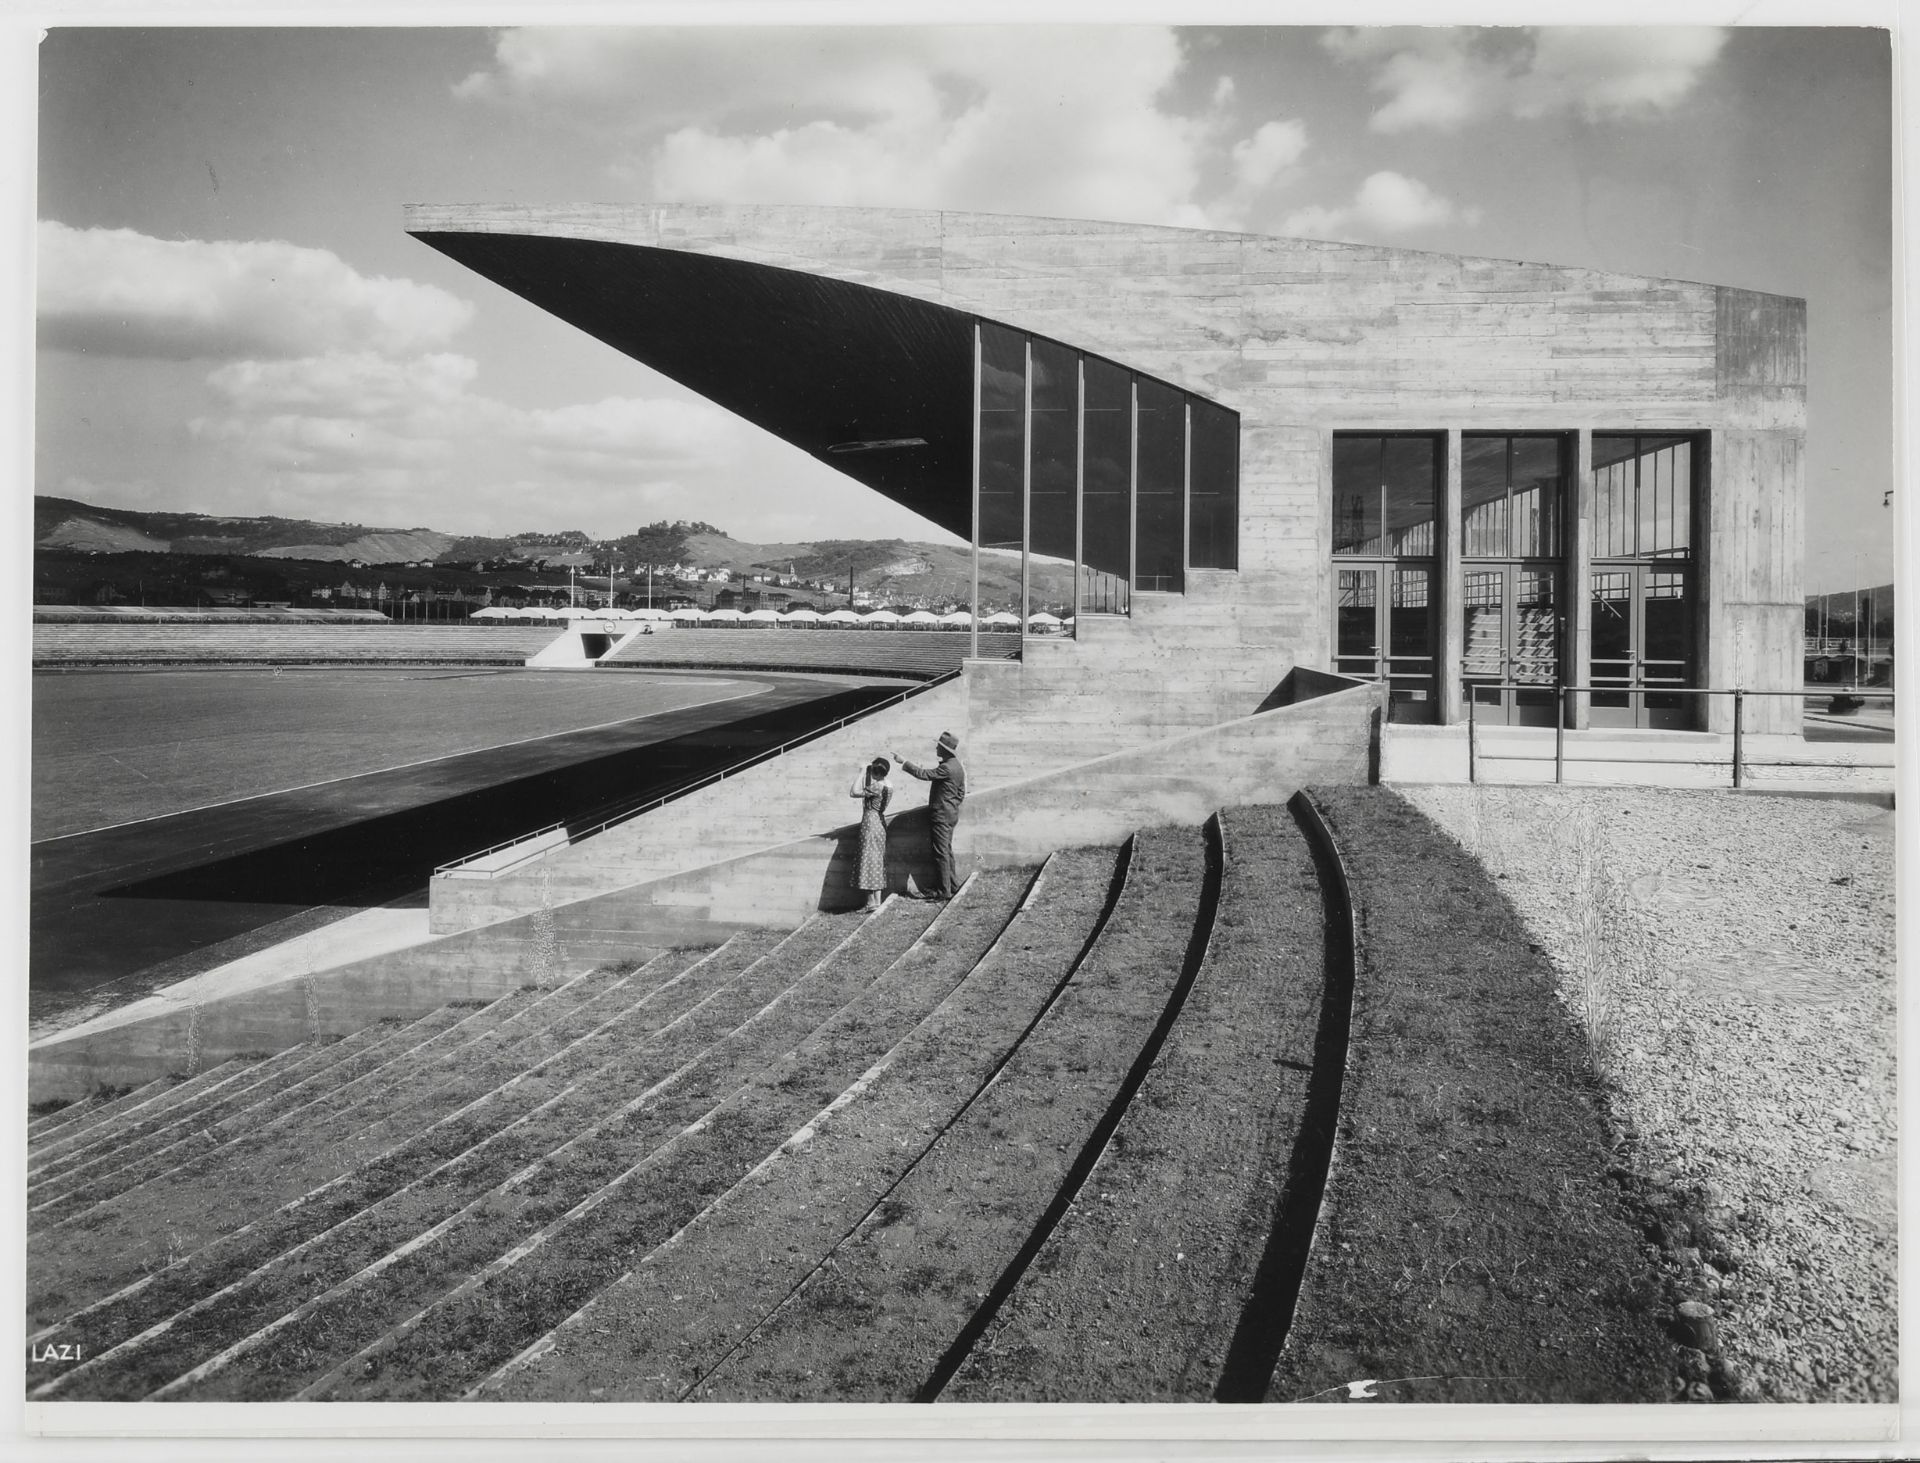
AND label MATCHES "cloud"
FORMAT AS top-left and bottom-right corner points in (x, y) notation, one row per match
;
(1206, 118), (1311, 230)
(1520, 29), (1730, 118)
(1324, 26), (1728, 134)
(1230, 120), (1310, 193)
(189, 343), (748, 519)
(455, 25), (1284, 230)
(204, 353), (480, 416)
(1283, 171), (1481, 240)
(38, 222), (473, 361)
(191, 412), (454, 472)
(519, 396), (744, 481)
